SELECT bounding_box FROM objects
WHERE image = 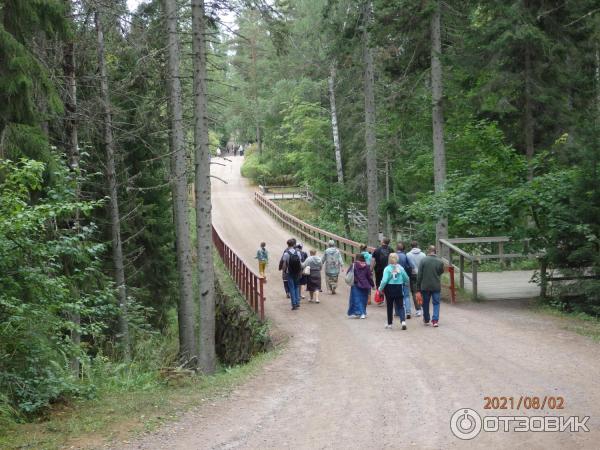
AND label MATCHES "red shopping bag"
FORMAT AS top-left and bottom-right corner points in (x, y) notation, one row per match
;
(374, 290), (385, 304)
(415, 291), (423, 307)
